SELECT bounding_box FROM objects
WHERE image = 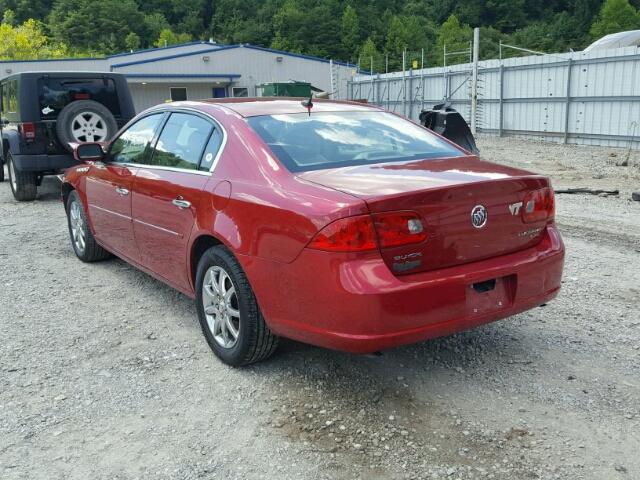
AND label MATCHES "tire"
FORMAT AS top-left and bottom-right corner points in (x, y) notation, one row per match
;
(7, 152), (37, 201)
(56, 100), (118, 151)
(0, 158), (4, 182)
(66, 190), (111, 262)
(195, 246), (279, 366)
